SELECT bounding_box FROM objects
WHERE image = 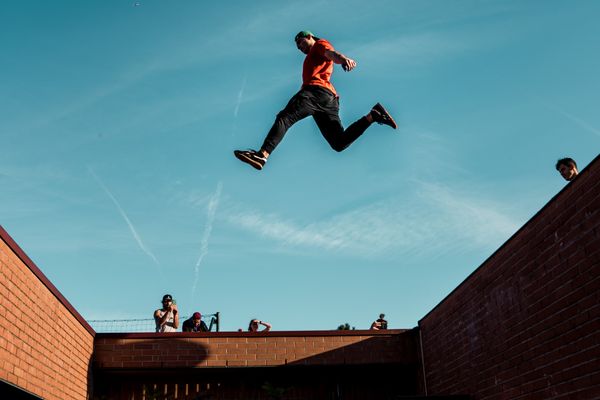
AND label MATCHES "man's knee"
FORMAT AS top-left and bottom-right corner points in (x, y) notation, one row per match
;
(276, 110), (300, 128)
(330, 142), (348, 152)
